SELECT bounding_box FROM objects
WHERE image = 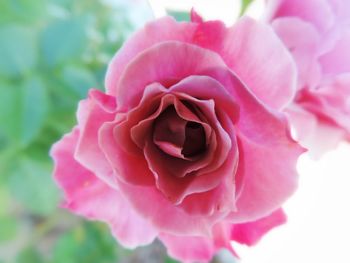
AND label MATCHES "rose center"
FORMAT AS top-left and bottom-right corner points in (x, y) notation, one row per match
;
(182, 121), (206, 157)
(153, 106), (206, 159)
